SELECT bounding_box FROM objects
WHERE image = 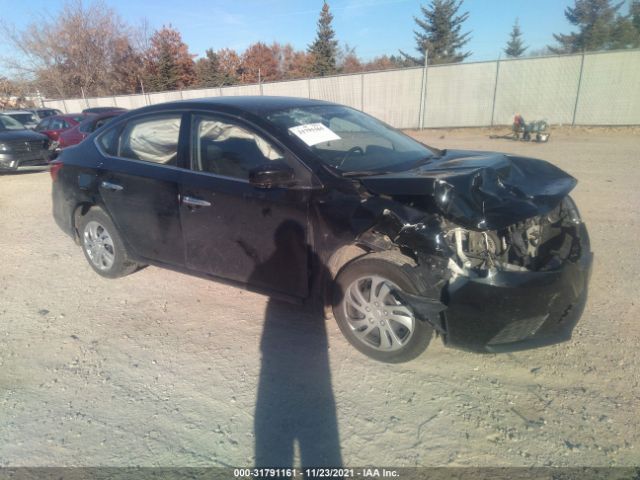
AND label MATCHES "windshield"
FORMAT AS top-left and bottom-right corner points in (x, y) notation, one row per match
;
(265, 105), (435, 174)
(0, 114), (26, 131)
(8, 113), (36, 124)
